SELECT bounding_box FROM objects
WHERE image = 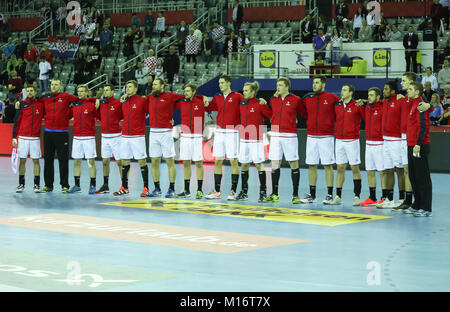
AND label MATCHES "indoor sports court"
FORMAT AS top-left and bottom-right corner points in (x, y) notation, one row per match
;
(0, 159), (449, 292)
